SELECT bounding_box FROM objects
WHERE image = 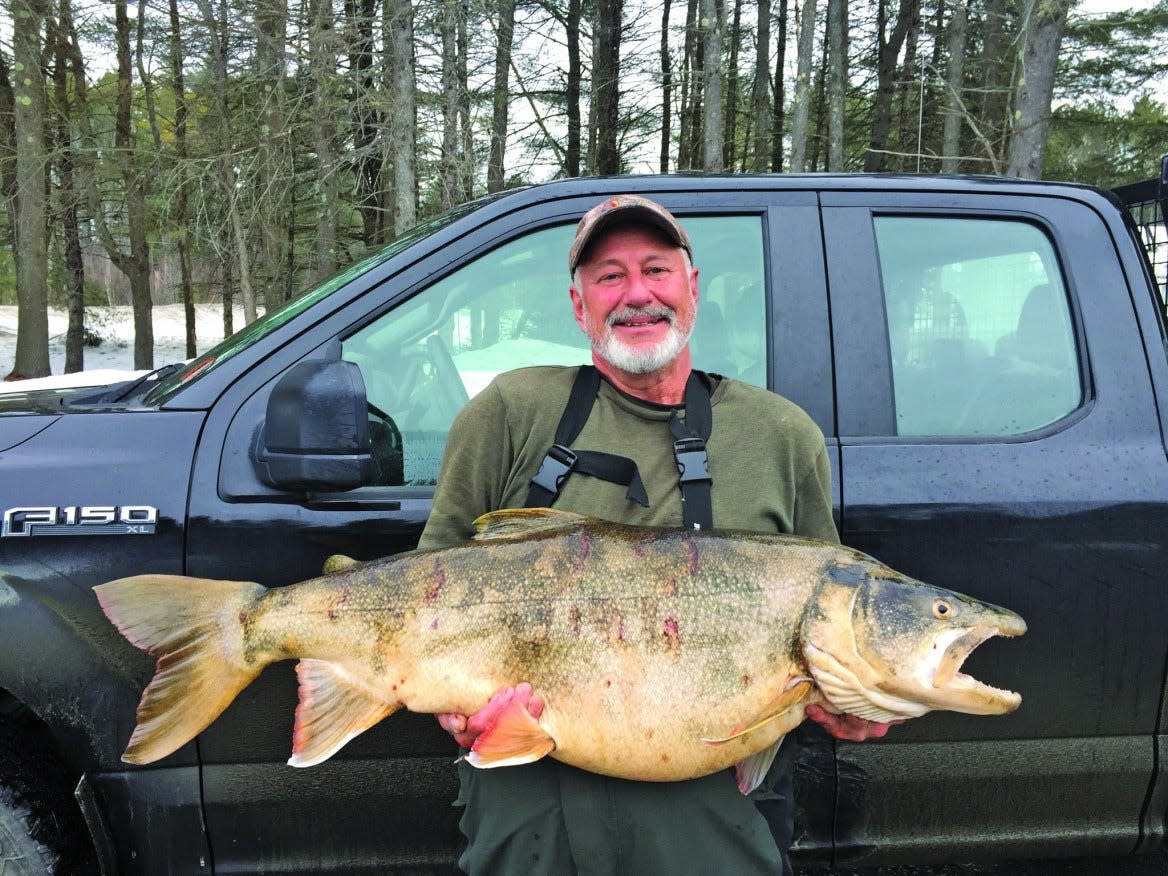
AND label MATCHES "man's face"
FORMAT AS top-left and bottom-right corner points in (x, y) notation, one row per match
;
(570, 224), (699, 375)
